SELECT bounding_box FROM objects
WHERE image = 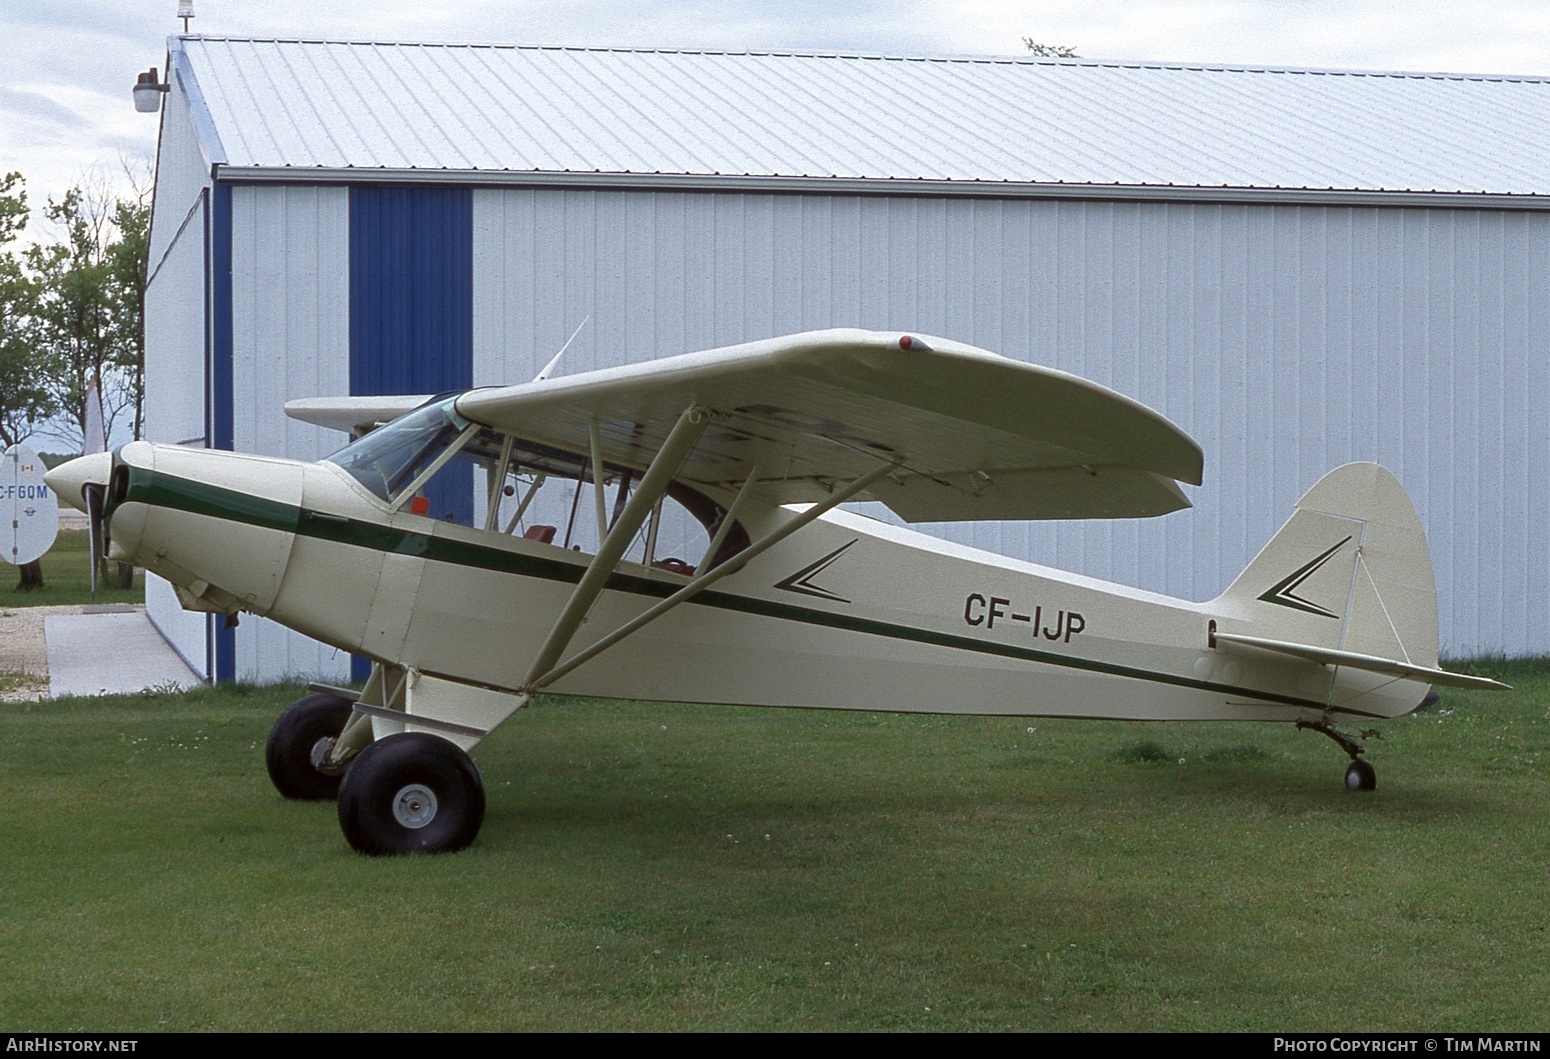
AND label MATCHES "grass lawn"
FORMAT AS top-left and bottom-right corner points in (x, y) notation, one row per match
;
(1, 529), (143, 608)
(2, 665), (1547, 1031)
